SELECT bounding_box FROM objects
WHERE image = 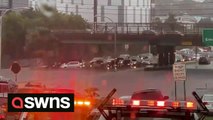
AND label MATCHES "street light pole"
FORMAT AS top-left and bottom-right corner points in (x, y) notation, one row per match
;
(94, 15), (117, 57)
(0, 7), (30, 69)
(0, 15), (2, 69)
(114, 24), (117, 58)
